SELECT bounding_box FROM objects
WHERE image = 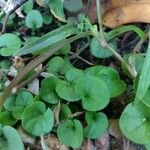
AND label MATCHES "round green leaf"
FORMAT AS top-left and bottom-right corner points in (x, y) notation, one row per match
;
(84, 112), (108, 139)
(43, 15), (52, 25)
(25, 10), (43, 29)
(4, 95), (16, 111)
(90, 37), (116, 58)
(64, 0), (83, 12)
(47, 56), (72, 75)
(21, 0), (33, 13)
(119, 102), (150, 144)
(40, 77), (59, 104)
(75, 76), (110, 111)
(56, 80), (81, 101)
(15, 90), (33, 106)
(0, 33), (21, 56)
(0, 125), (24, 150)
(57, 119), (83, 148)
(66, 68), (84, 82)
(12, 106), (25, 120)
(22, 101), (54, 136)
(0, 111), (17, 126)
(85, 66), (126, 98)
